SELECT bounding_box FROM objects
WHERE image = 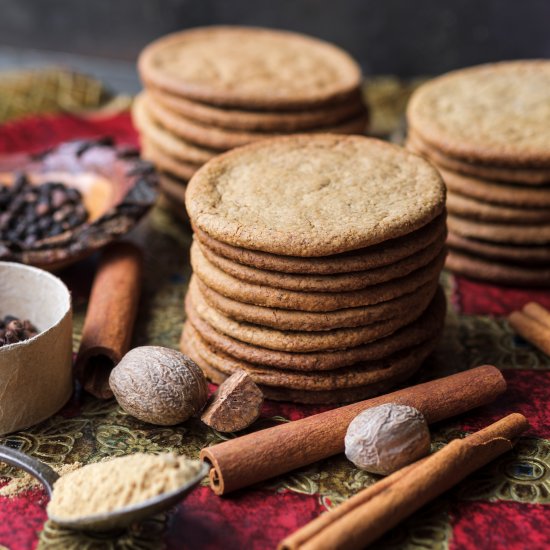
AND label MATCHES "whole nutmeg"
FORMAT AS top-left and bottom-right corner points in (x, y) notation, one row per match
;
(344, 403), (431, 475)
(109, 346), (208, 426)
